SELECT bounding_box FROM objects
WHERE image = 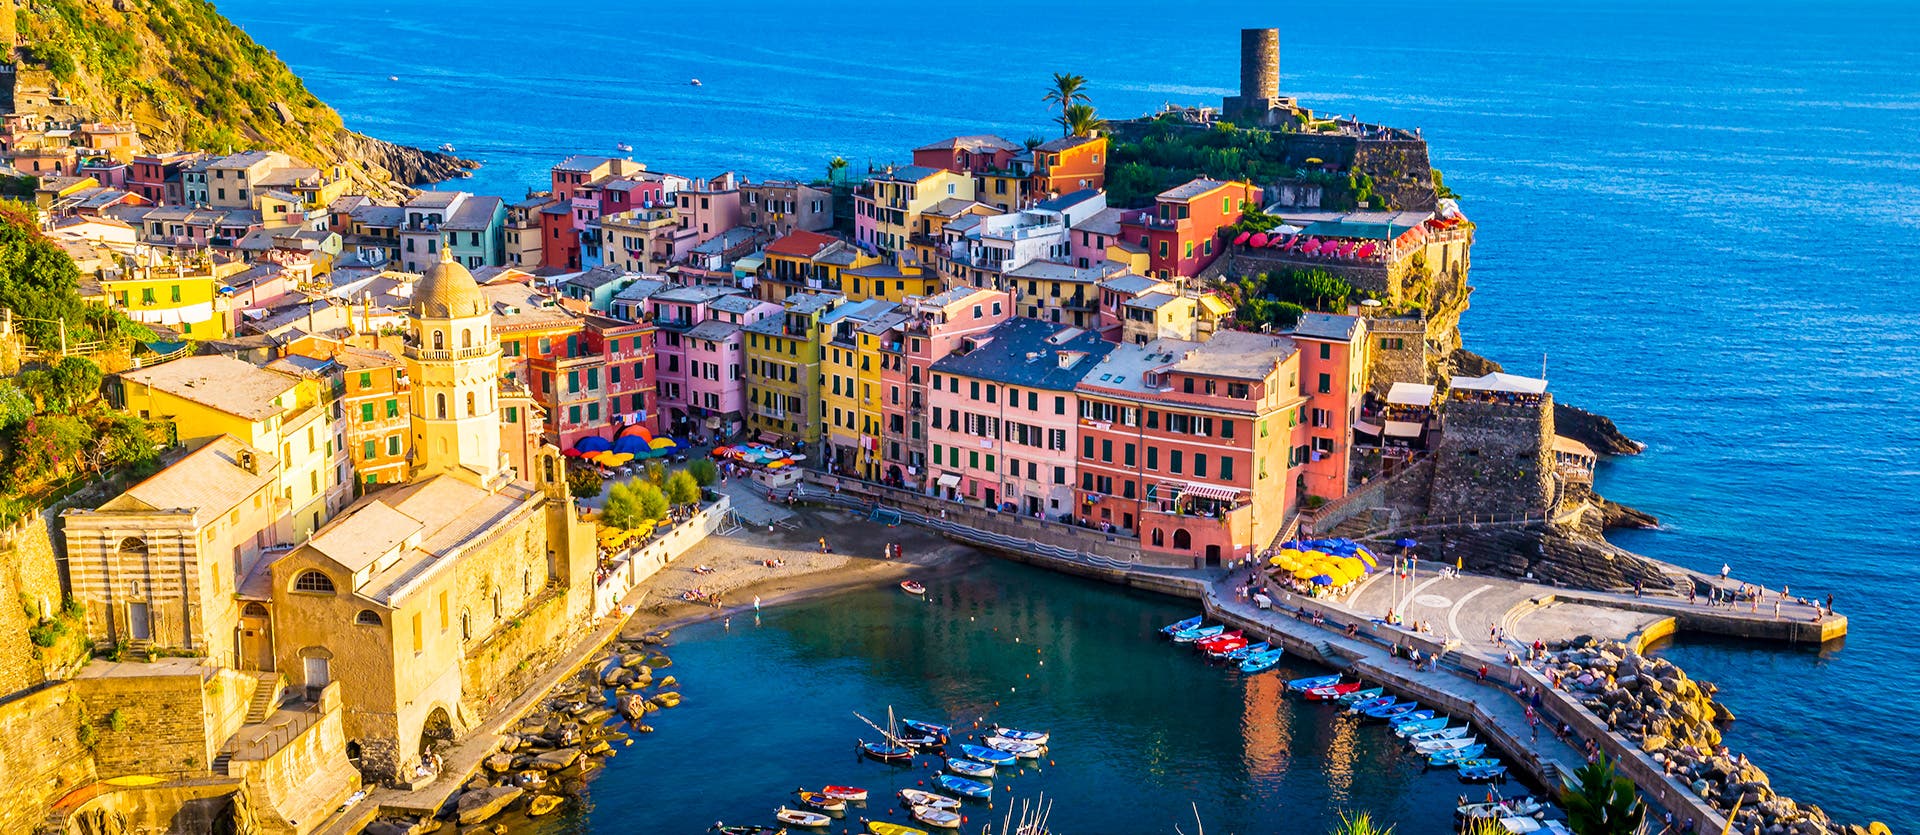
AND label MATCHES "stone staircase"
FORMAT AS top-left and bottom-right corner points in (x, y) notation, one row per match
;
(244, 672), (283, 724)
